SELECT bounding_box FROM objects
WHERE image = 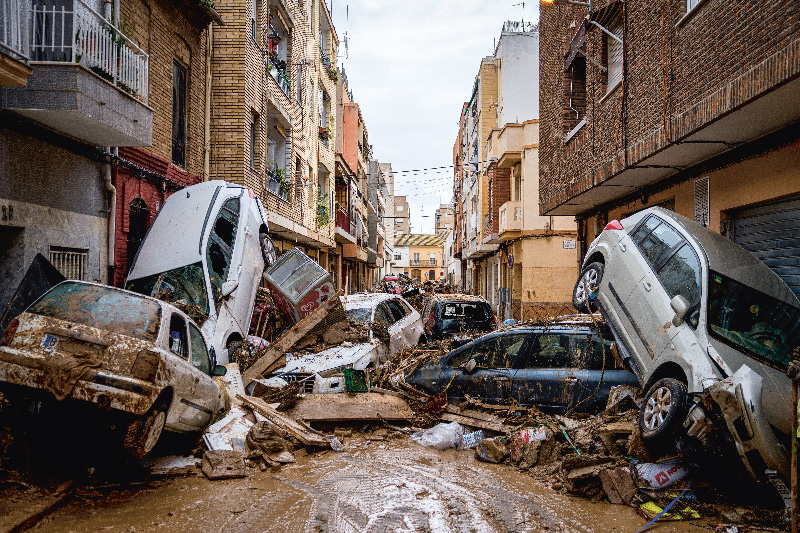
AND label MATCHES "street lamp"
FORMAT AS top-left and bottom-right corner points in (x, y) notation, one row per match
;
(541, 0), (590, 6)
